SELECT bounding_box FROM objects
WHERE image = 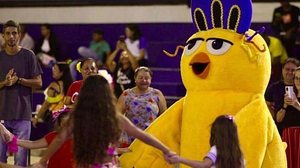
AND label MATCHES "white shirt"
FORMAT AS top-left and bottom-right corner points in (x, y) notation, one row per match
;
(20, 33), (34, 50)
(41, 39), (50, 53)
